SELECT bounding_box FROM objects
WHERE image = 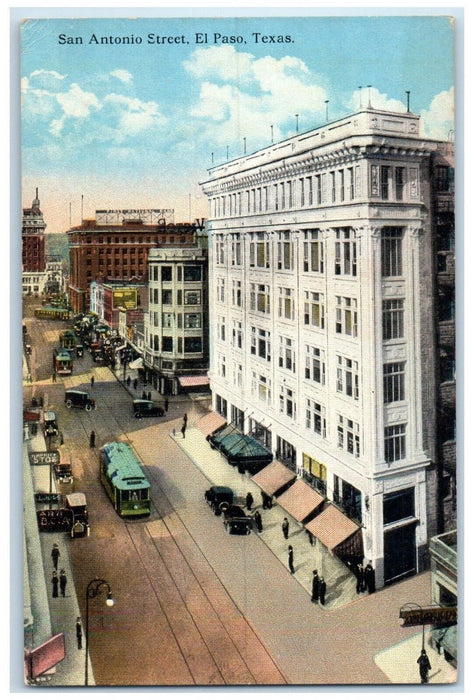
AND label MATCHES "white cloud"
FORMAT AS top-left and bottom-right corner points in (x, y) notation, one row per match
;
(347, 86), (406, 114)
(110, 69), (133, 85)
(104, 93), (166, 138)
(56, 83), (101, 119)
(30, 69), (66, 81)
(183, 45), (254, 82)
(185, 46), (328, 145)
(420, 87), (454, 140)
